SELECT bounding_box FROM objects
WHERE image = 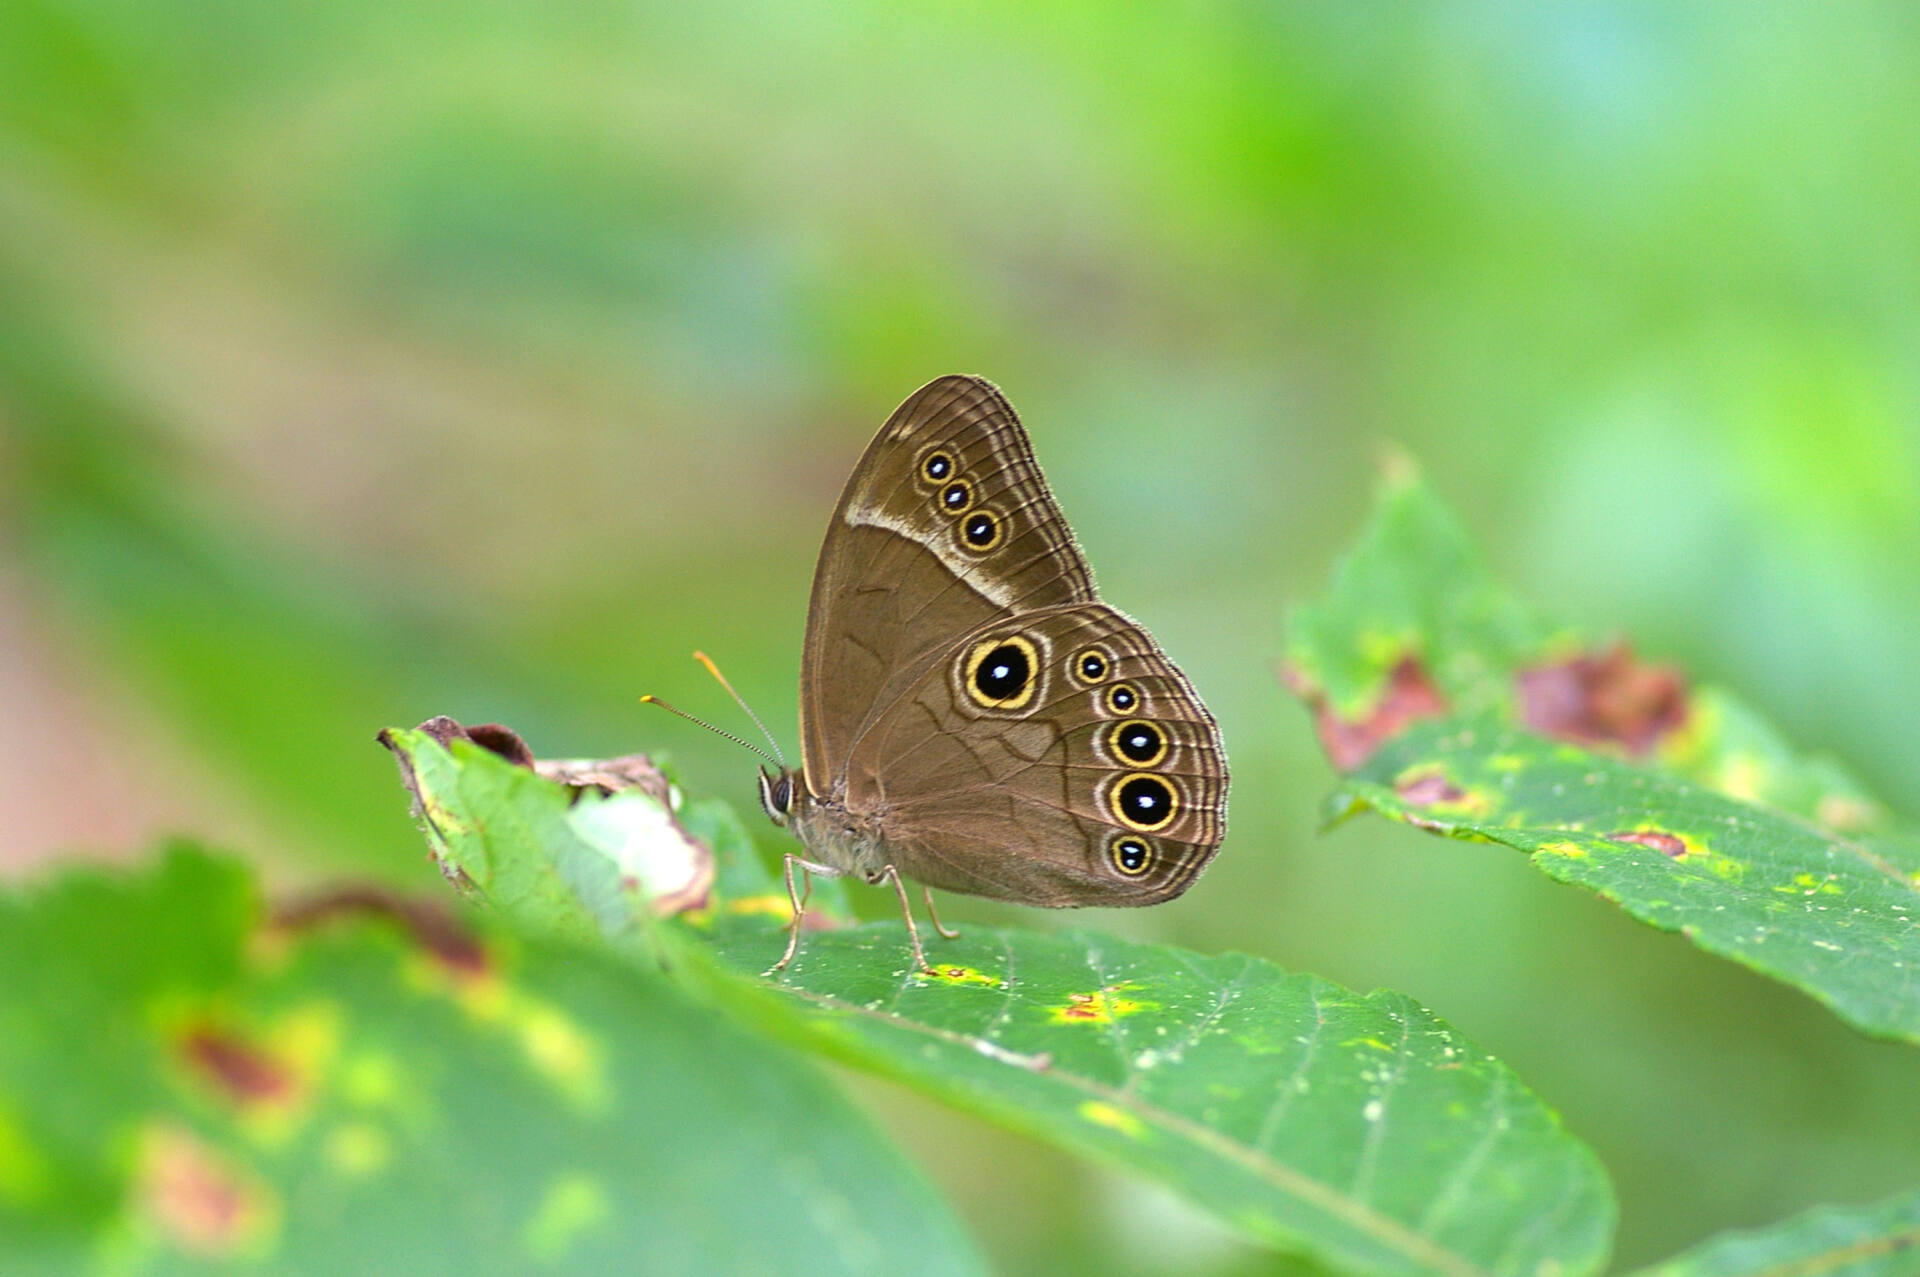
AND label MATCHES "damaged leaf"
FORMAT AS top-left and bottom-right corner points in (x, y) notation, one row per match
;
(1291, 464), (1920, 1043)
(1333, 718), (1920, 1043)
(380, 719), (712, 928)
(380, 725), (1617, 1277)
(0, 850), (985, 1276)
